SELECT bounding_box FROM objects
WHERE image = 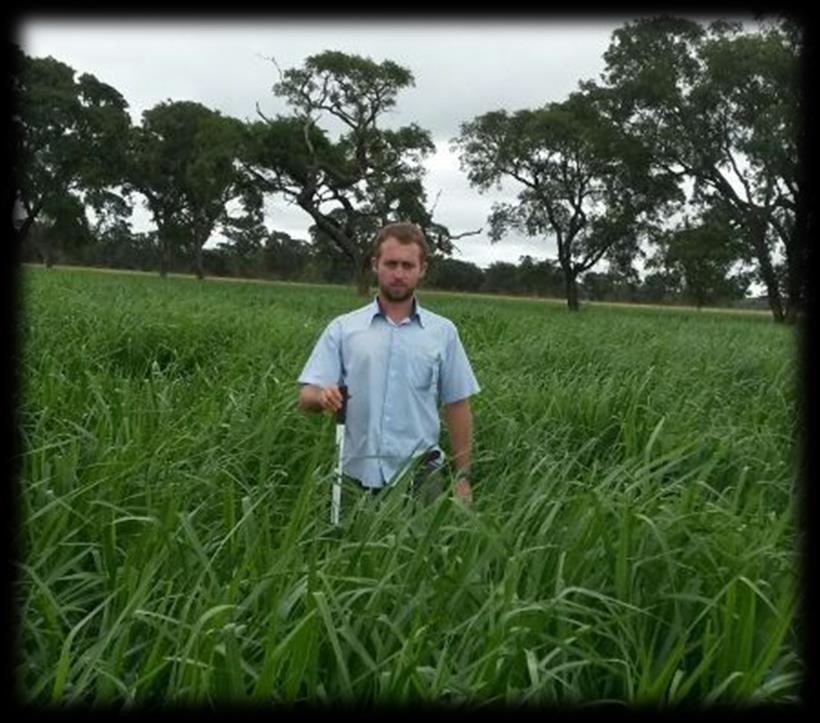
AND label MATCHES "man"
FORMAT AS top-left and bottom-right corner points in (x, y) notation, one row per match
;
(297, 222), (479, 504)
